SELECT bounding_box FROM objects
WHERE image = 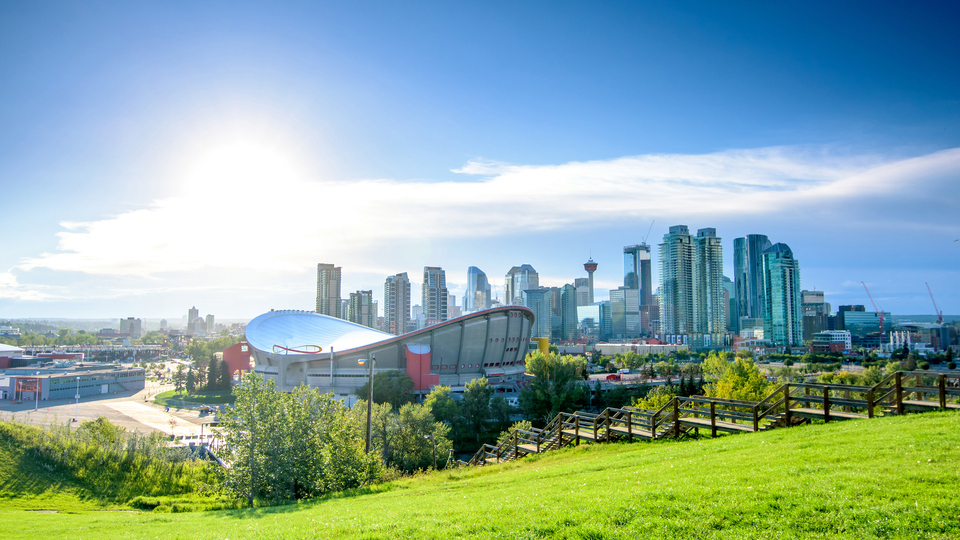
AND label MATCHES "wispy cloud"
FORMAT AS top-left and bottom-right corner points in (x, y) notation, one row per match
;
(5, 145), (960, 303)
